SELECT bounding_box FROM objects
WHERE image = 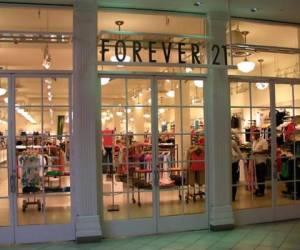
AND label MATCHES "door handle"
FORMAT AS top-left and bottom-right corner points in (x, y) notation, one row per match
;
(10, 170), (17, 193)
(155, 170), (159, 186)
